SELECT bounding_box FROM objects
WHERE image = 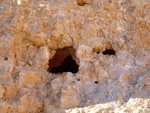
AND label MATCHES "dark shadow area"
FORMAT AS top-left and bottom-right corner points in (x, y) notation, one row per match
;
(77, 2), (86, 6)
(77, 78), (80, 81)
(94, 81), (98, 84)
(47, 47), (79, 74)
(50, 55), (79, 73)
(102, 49), (116, 55)
(4, 57), (8, 61)
(76, 0), (87, 6)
